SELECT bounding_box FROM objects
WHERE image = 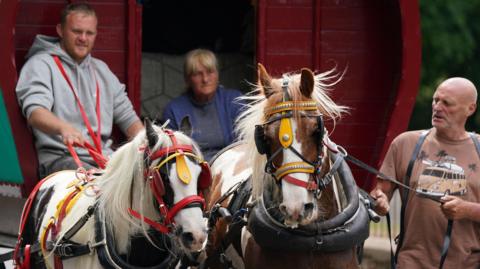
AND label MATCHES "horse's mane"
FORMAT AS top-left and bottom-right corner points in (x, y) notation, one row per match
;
(96, 125), (202, 253)
(235, 69), (348, 199)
